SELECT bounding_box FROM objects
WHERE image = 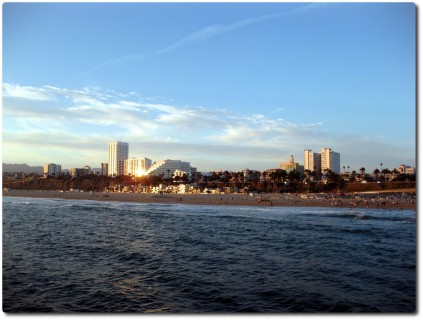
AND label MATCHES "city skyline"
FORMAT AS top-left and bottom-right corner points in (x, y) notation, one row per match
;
(3, 2), (416, 172)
